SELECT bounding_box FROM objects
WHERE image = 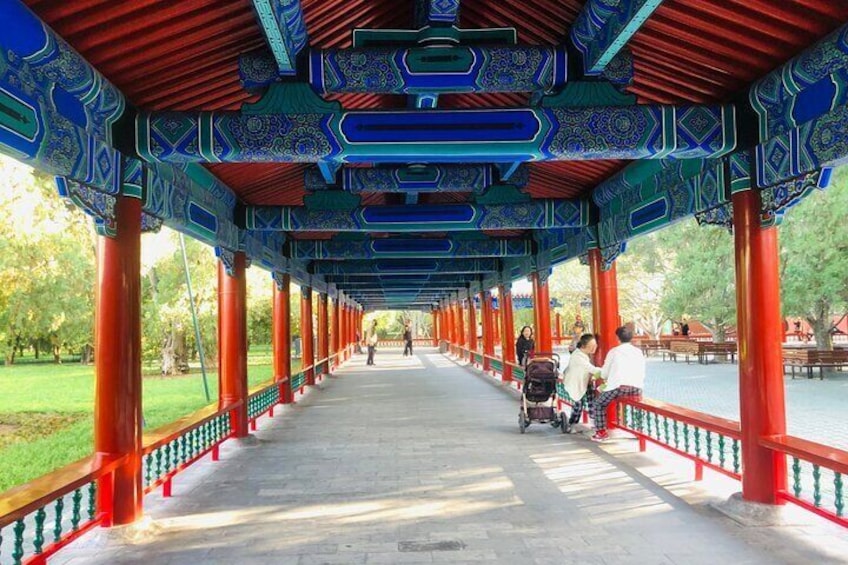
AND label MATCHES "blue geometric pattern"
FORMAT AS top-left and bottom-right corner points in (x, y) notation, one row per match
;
(243, 200), (589, 232)
(304, 164), (515, 193)
(313, 259), (499, 276)
(570, 0), (664, 75)
(137, 104), (735, 164)
(293, 238), (532, 260)
(250, 0), (308, 76)
(310, 45), (567, 95)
